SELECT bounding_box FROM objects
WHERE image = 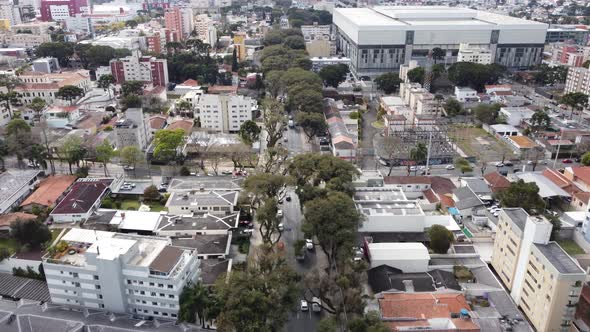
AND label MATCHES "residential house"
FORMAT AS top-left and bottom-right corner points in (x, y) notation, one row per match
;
(505, 135), (538, 155)
(452, 186), (484, 217)
(378, 292), (481, 331)
(324, 100), (357, 161)
(0, 212), (37, 233)
(454, 86), (477, 102)
(0, 170), (41, 214)
(564, 166), (590, 192)
(20, 175), (77, 212)
(148, 115), (168, 137)
(367, 242), (430, 272)
(499, 107), (535, 127)
(483, 172), (511, 193)
(43, 105), (82, 128)
(491, 208), (585, 332)
(165, 190), (238, 215)
(49, 178), (113, 223)
(459, 177), (493, 201)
